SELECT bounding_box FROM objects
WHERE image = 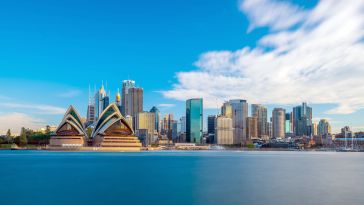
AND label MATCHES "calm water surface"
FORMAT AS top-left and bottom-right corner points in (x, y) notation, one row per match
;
(0, 151), (363, 205)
